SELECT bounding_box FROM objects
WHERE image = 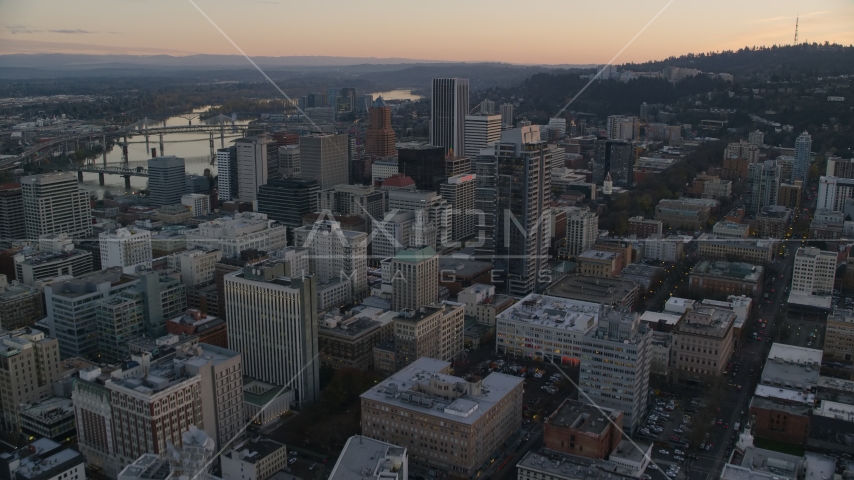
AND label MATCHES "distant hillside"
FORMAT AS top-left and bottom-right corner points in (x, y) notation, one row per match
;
(620, 43), (854, 79)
